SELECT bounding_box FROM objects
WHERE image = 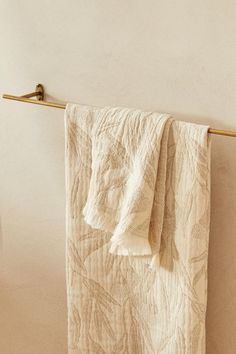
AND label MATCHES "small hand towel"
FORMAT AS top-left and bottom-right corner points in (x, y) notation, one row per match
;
(82, 106), (172, 256)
